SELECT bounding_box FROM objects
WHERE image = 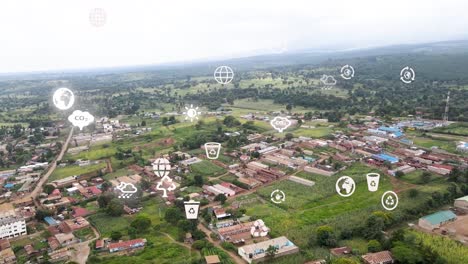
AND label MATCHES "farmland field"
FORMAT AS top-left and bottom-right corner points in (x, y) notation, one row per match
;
(48, 162), (107, 182)
(87, 199), (199, 264)
(241, 162), (451, 250)
(189, 160), (226, 177)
